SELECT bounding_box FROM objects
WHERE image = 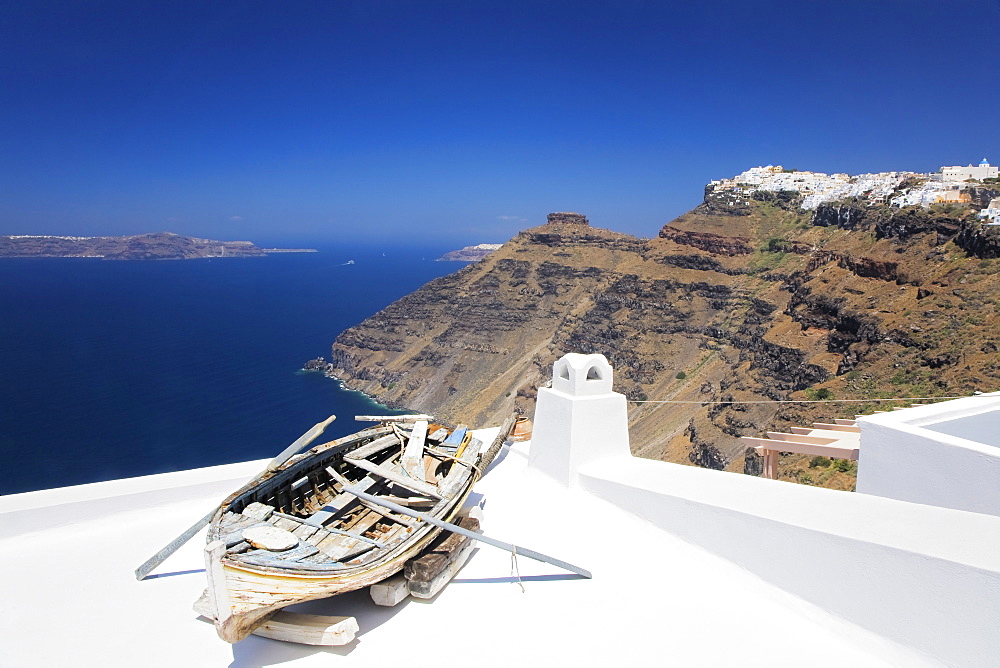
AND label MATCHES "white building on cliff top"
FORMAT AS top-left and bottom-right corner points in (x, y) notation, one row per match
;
(939, 159), (998, 183)
(711, 161), (997, 212)
(2, 354), (998, 666)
